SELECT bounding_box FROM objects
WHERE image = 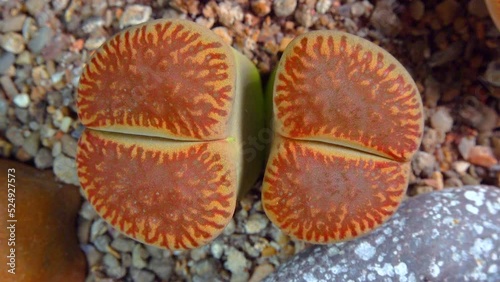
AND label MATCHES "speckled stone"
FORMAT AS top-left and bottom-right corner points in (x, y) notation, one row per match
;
(265, 186), (500, 282)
